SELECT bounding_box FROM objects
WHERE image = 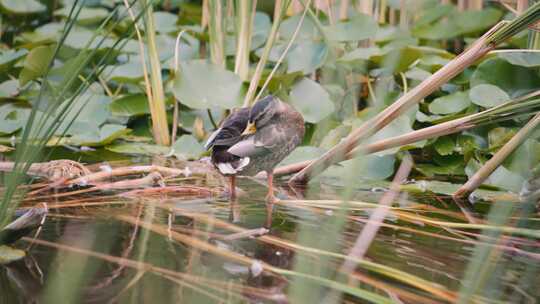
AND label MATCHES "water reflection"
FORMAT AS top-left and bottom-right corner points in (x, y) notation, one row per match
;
(0, 177), (537, 303)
